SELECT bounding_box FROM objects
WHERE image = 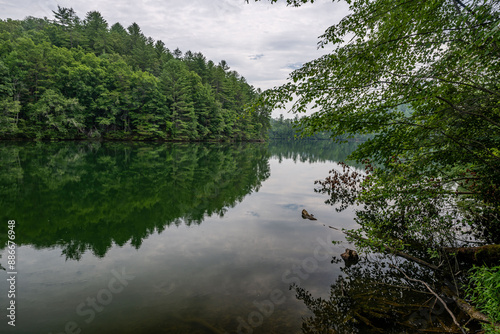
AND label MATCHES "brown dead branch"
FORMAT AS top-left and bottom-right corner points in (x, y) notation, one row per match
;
(442, 286), (500, 330)
(391, 265), (467, 334)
